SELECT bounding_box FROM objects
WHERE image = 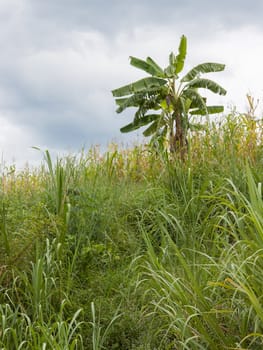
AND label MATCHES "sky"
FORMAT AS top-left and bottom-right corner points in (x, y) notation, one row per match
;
(0, 0), (263, 169)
